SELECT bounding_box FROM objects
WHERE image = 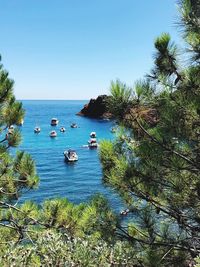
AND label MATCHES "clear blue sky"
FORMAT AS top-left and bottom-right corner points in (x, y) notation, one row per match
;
(0, 0), (180, 100)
